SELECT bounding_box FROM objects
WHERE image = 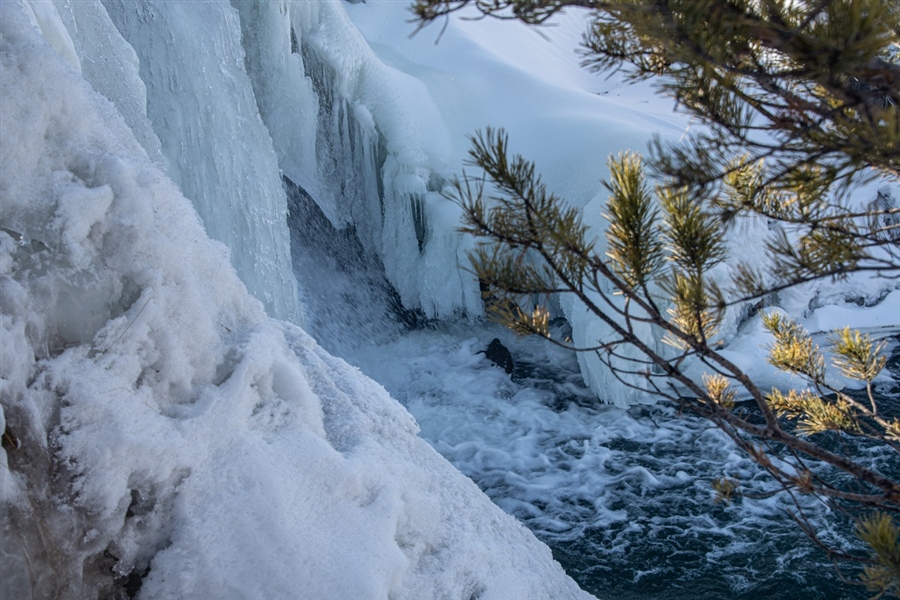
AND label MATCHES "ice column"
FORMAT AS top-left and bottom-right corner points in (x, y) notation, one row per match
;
(102, 0), (302, 323)
(236, 0), (480, 319)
